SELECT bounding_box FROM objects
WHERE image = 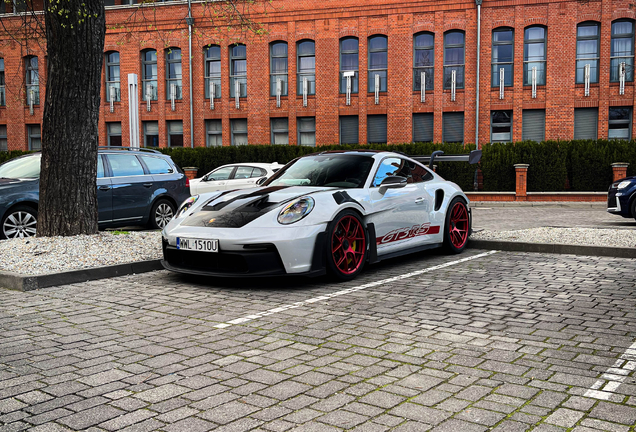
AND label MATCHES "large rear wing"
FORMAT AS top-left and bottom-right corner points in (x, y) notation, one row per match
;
(411, 150), (482, 169)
